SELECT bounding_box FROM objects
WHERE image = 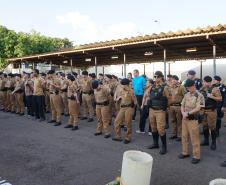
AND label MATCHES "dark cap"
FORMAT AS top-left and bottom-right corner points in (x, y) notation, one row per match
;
(214, 75), (221, 82)
(82, 71), (88, 76)
(112, 75), (118, 80)
(167, 74), (173, 78)
(203, 76), (212, 82)
(172, 75), (179, 81)
(120, 78), (130, 85)
(92, 80), (99, 89)
(67, 74), (75, 81)
(47, 70), (55, 74)
(154, 71), (164, 77)
(72, 72), (78, 77)
(185, 79), (195, 87)
(105, 74), (112, 79)
(98, 73), (103, 77)
(14, 73), (21, 78)
(188, 70), (196, 76)
(8, 73), (14, 77)
(41, 72), (46, 77)
(91, 73), (96, 78)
